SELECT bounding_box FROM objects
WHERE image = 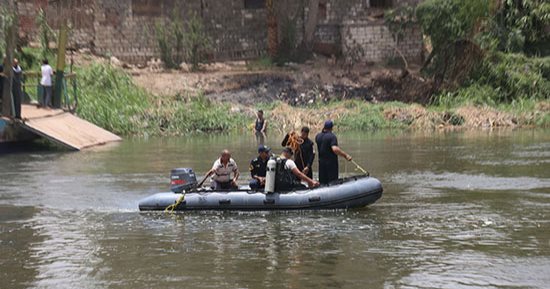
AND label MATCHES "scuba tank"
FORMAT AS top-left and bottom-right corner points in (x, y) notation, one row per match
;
(264, 158), (276, 193)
